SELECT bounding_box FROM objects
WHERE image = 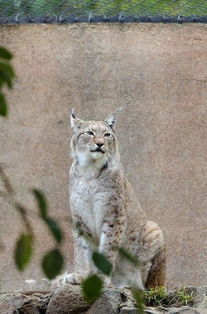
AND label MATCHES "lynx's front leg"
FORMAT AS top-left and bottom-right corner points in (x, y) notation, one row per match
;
(65, 217), (91, 284)
(98, 200), (127, 286)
